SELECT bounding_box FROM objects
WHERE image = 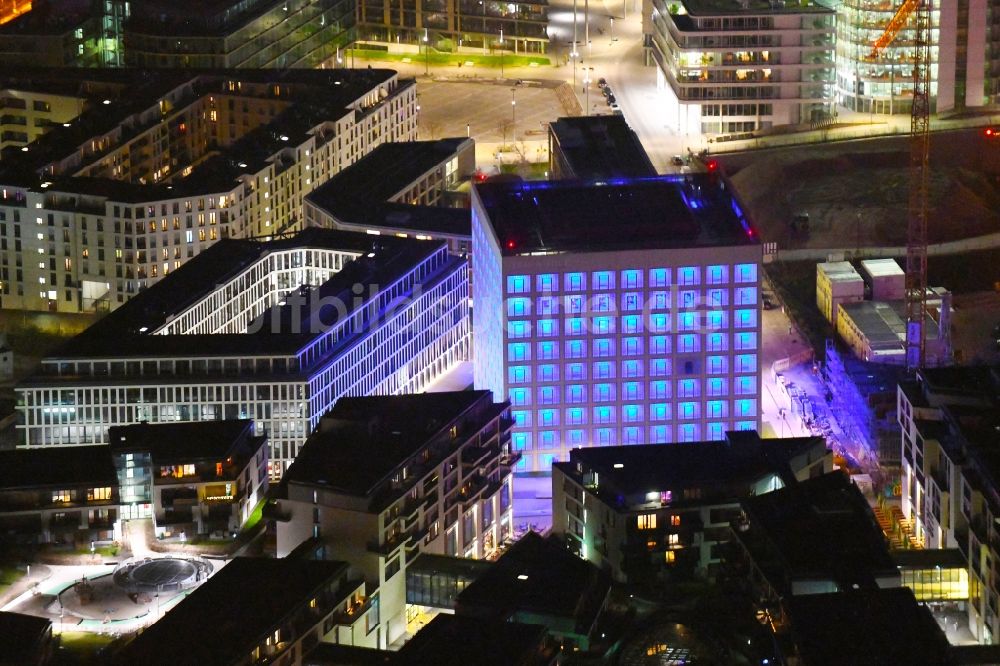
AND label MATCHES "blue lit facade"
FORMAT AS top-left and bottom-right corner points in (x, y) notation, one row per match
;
(472, 178), (762, 472)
